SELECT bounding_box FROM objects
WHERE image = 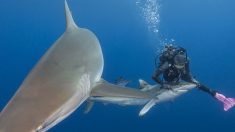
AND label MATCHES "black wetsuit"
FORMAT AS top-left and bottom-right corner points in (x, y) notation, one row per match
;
(152, 52), (216, 96)
(152, 58), (192, 84)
